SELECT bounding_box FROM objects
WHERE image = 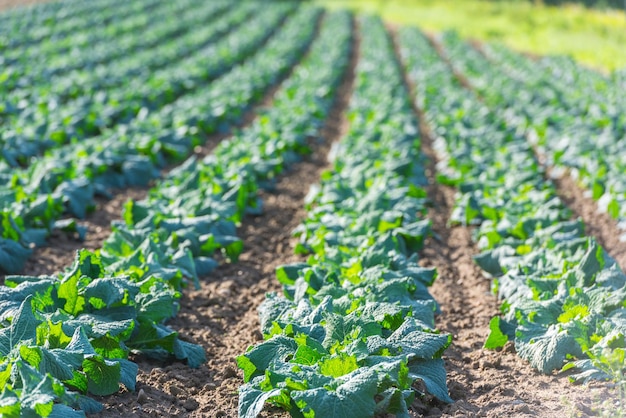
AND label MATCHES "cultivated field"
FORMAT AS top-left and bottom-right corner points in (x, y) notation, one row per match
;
(0, 1), (624, 417)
